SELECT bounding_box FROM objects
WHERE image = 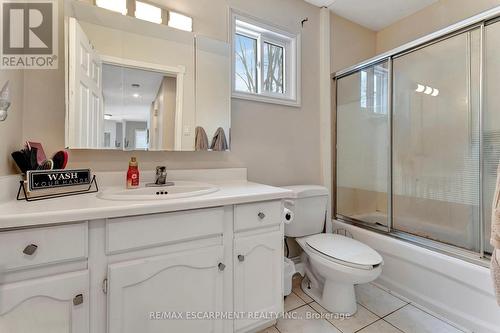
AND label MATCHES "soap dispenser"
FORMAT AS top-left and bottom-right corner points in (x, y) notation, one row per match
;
(127, 157), (140, 189)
